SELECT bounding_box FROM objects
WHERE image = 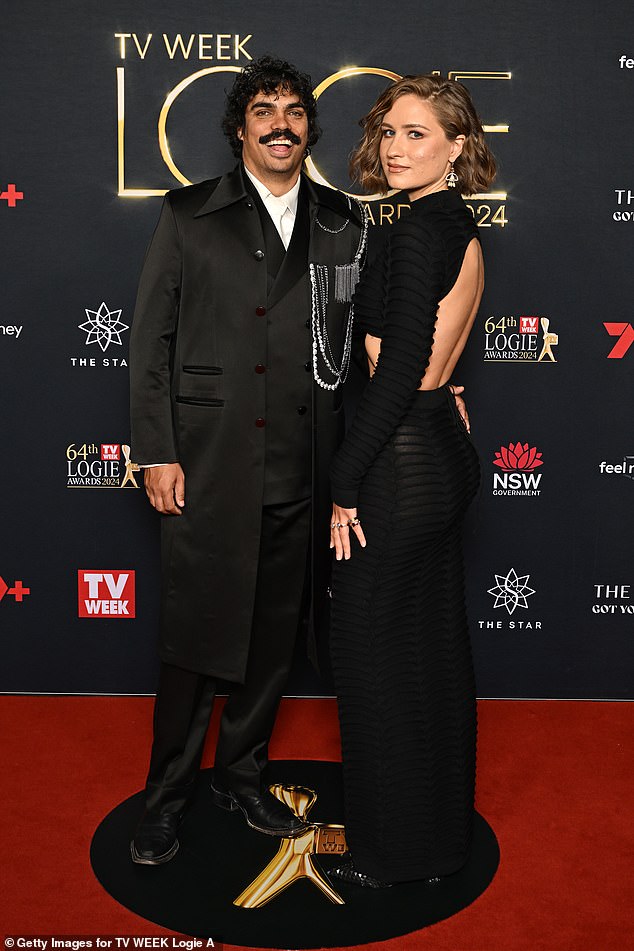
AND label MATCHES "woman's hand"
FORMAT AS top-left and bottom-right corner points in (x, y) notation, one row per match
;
(448, 384), (470, 433)
(330, 504), (367, 560)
